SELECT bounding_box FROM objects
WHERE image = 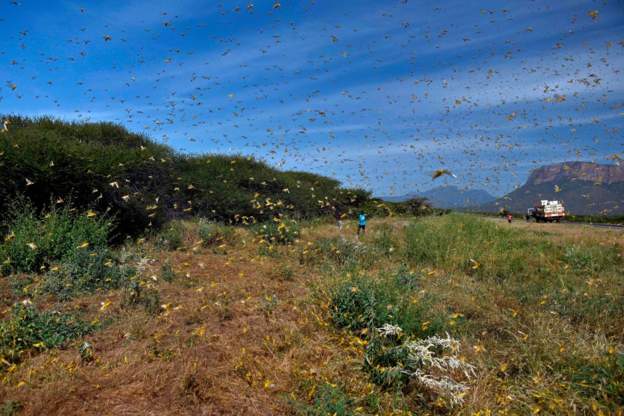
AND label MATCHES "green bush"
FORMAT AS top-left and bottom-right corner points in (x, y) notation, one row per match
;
(0, 201), (111, 275)
(197, 220), (235, 247)
(1, 116), (374, 237)
(255, 218), (300, 244)
(43, 249), (134, 300)
(297, 384), (357, 416)
(0, 304), (94, 365)
(121, 280), (161, 315)
(160, 262), (177, 282)
(329, 275), (442, 336)
(156, 221), (185, 251)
